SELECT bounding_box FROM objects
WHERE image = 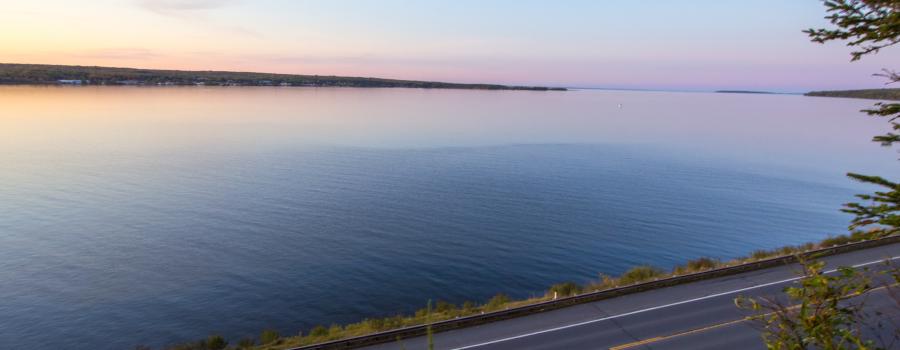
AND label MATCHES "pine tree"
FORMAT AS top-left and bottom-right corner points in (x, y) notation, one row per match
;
(805, 0), (900, 236)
